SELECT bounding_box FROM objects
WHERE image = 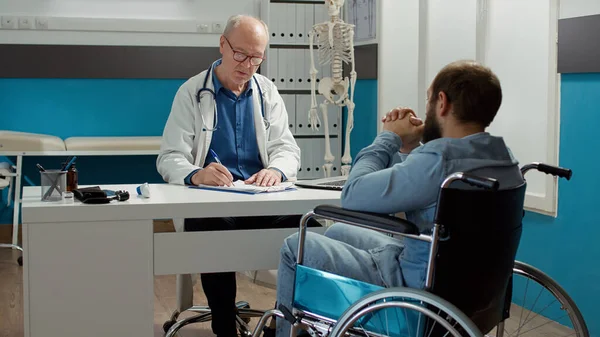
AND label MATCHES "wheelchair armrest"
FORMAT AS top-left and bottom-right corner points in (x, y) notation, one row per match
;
(313, 205), (420, 235)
